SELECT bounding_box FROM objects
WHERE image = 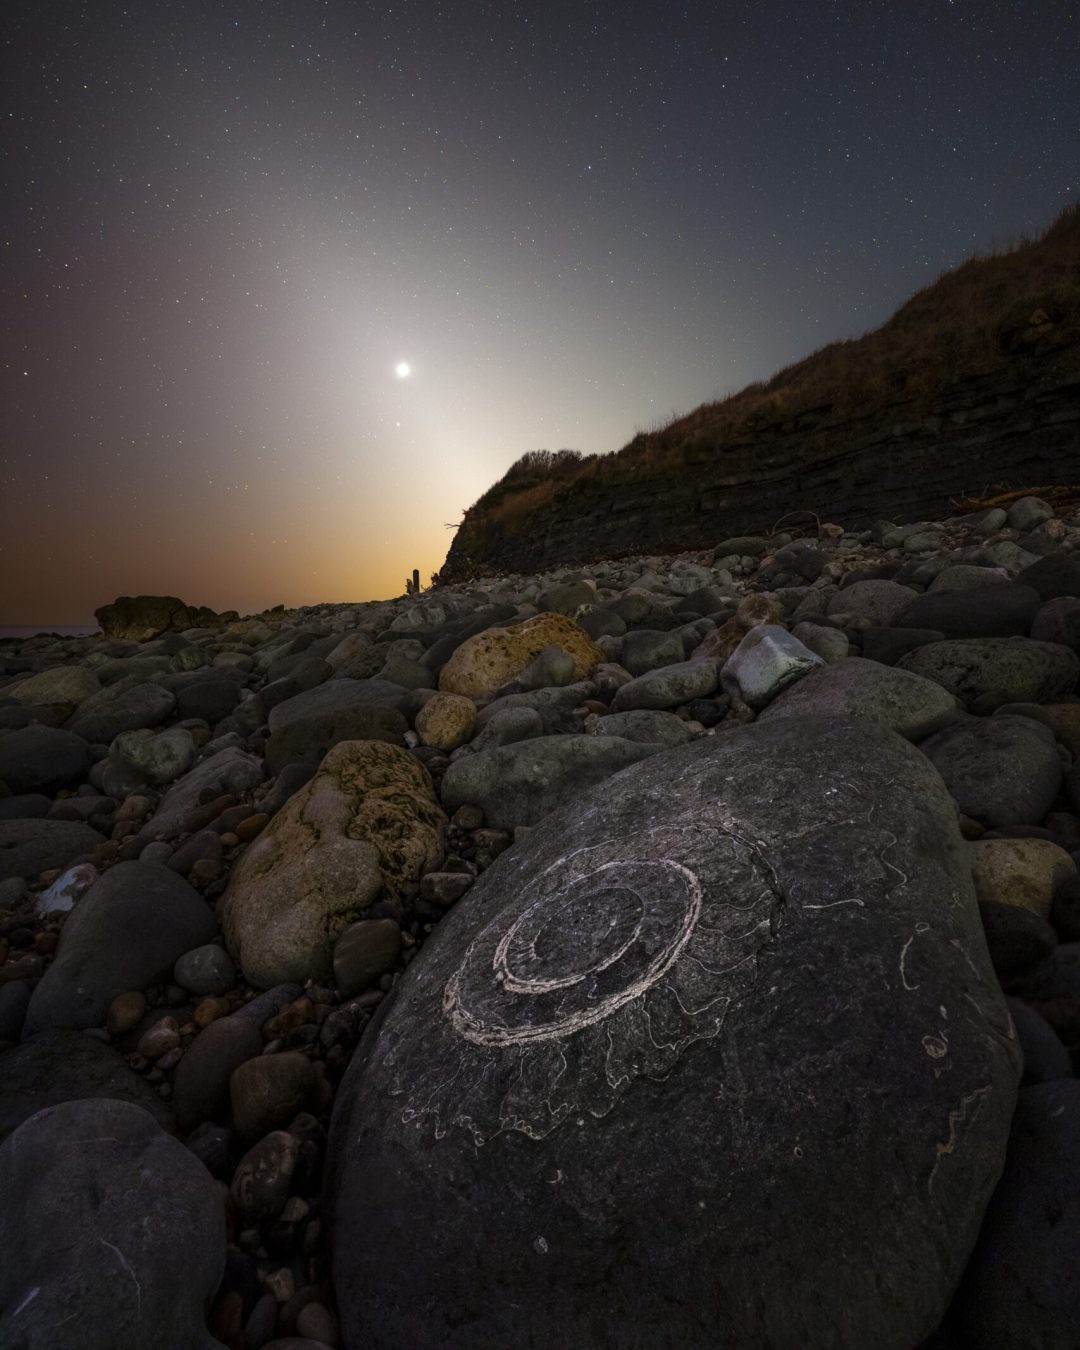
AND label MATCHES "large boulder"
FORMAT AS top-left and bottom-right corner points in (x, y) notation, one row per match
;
(609, 659), (719, 711)
(94, 594), (222, 642)
(955, 1080), (1080, 1349)
(0, 1099), (225, 1350)
(264, 679), (408, 773)
(65, 681), (176, 743)
(438, 613), (603, 702)
(326, 716), (1019, 1350)
(919, 715), (1063, 827)
(897, 638), (1079, 705)
(0, 1029), (174, 1142)
(892, 584), (1042, 639)
(3, 665), (100, 715)
(758, 657), (959, 741)
(24, 861), (218, 1035)
(139, 746), (264, 840)
(0, 725), (91, 794)
(1016, 555), (1080, 602)
(440, 735), (660, 830)
(0, 817), (104, 882)
(222, 741), (445, 987)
